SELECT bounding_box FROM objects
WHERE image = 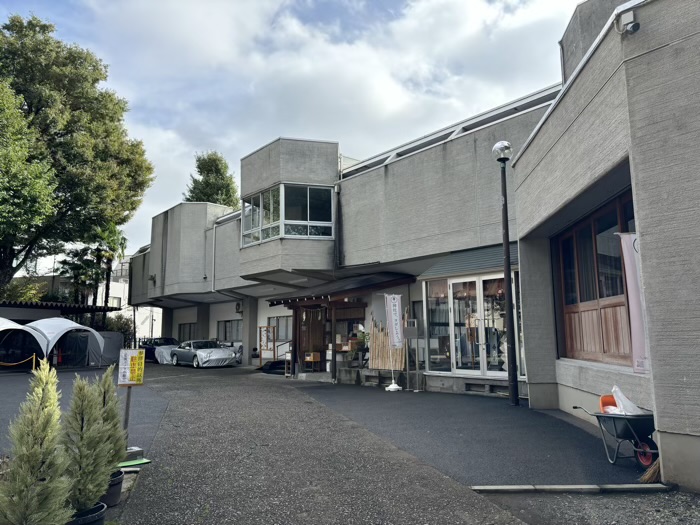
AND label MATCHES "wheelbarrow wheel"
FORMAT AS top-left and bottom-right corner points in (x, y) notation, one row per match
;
(635, 437), (658, 469)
